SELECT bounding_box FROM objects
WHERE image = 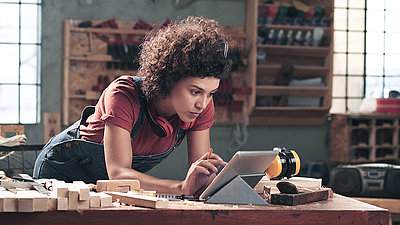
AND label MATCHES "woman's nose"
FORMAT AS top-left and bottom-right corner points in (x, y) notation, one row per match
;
(196, 95), (208, 110)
